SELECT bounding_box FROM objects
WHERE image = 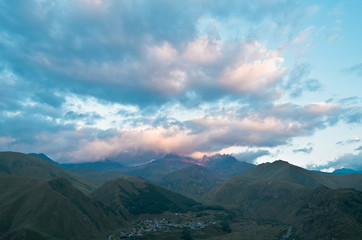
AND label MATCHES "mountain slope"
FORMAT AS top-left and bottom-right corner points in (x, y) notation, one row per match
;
(0, 151), (97, 193)
(203, 175), (311, 220)
(28, 153), (58, 164)
(203, 154), (255, 179)
(292, 187), (362, 239)
(0, 175), (125, 240)
(62, 160), (123, 171)
(203, 162), (362, 239)
(242, 160), (362, 191)
(90, 177), (199, 219)
(204, 175), (362, 239)
(156, 165), (221, 200)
